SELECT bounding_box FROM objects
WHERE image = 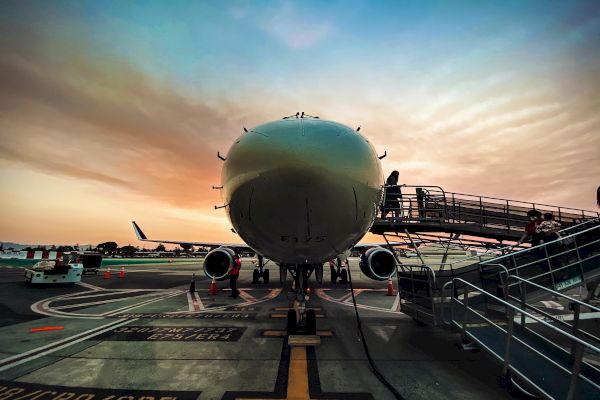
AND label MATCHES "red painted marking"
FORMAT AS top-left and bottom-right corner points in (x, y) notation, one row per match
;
(30, 326), (65, 333)
(41, 251), (49, 259)
(27, 250), (34, 259)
